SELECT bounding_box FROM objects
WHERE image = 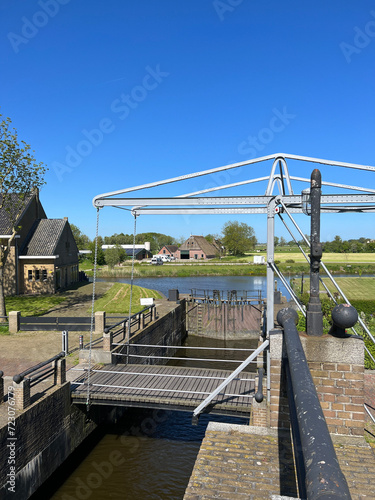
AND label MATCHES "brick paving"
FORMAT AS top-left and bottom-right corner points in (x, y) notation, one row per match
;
(184, 423), (375, 500)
